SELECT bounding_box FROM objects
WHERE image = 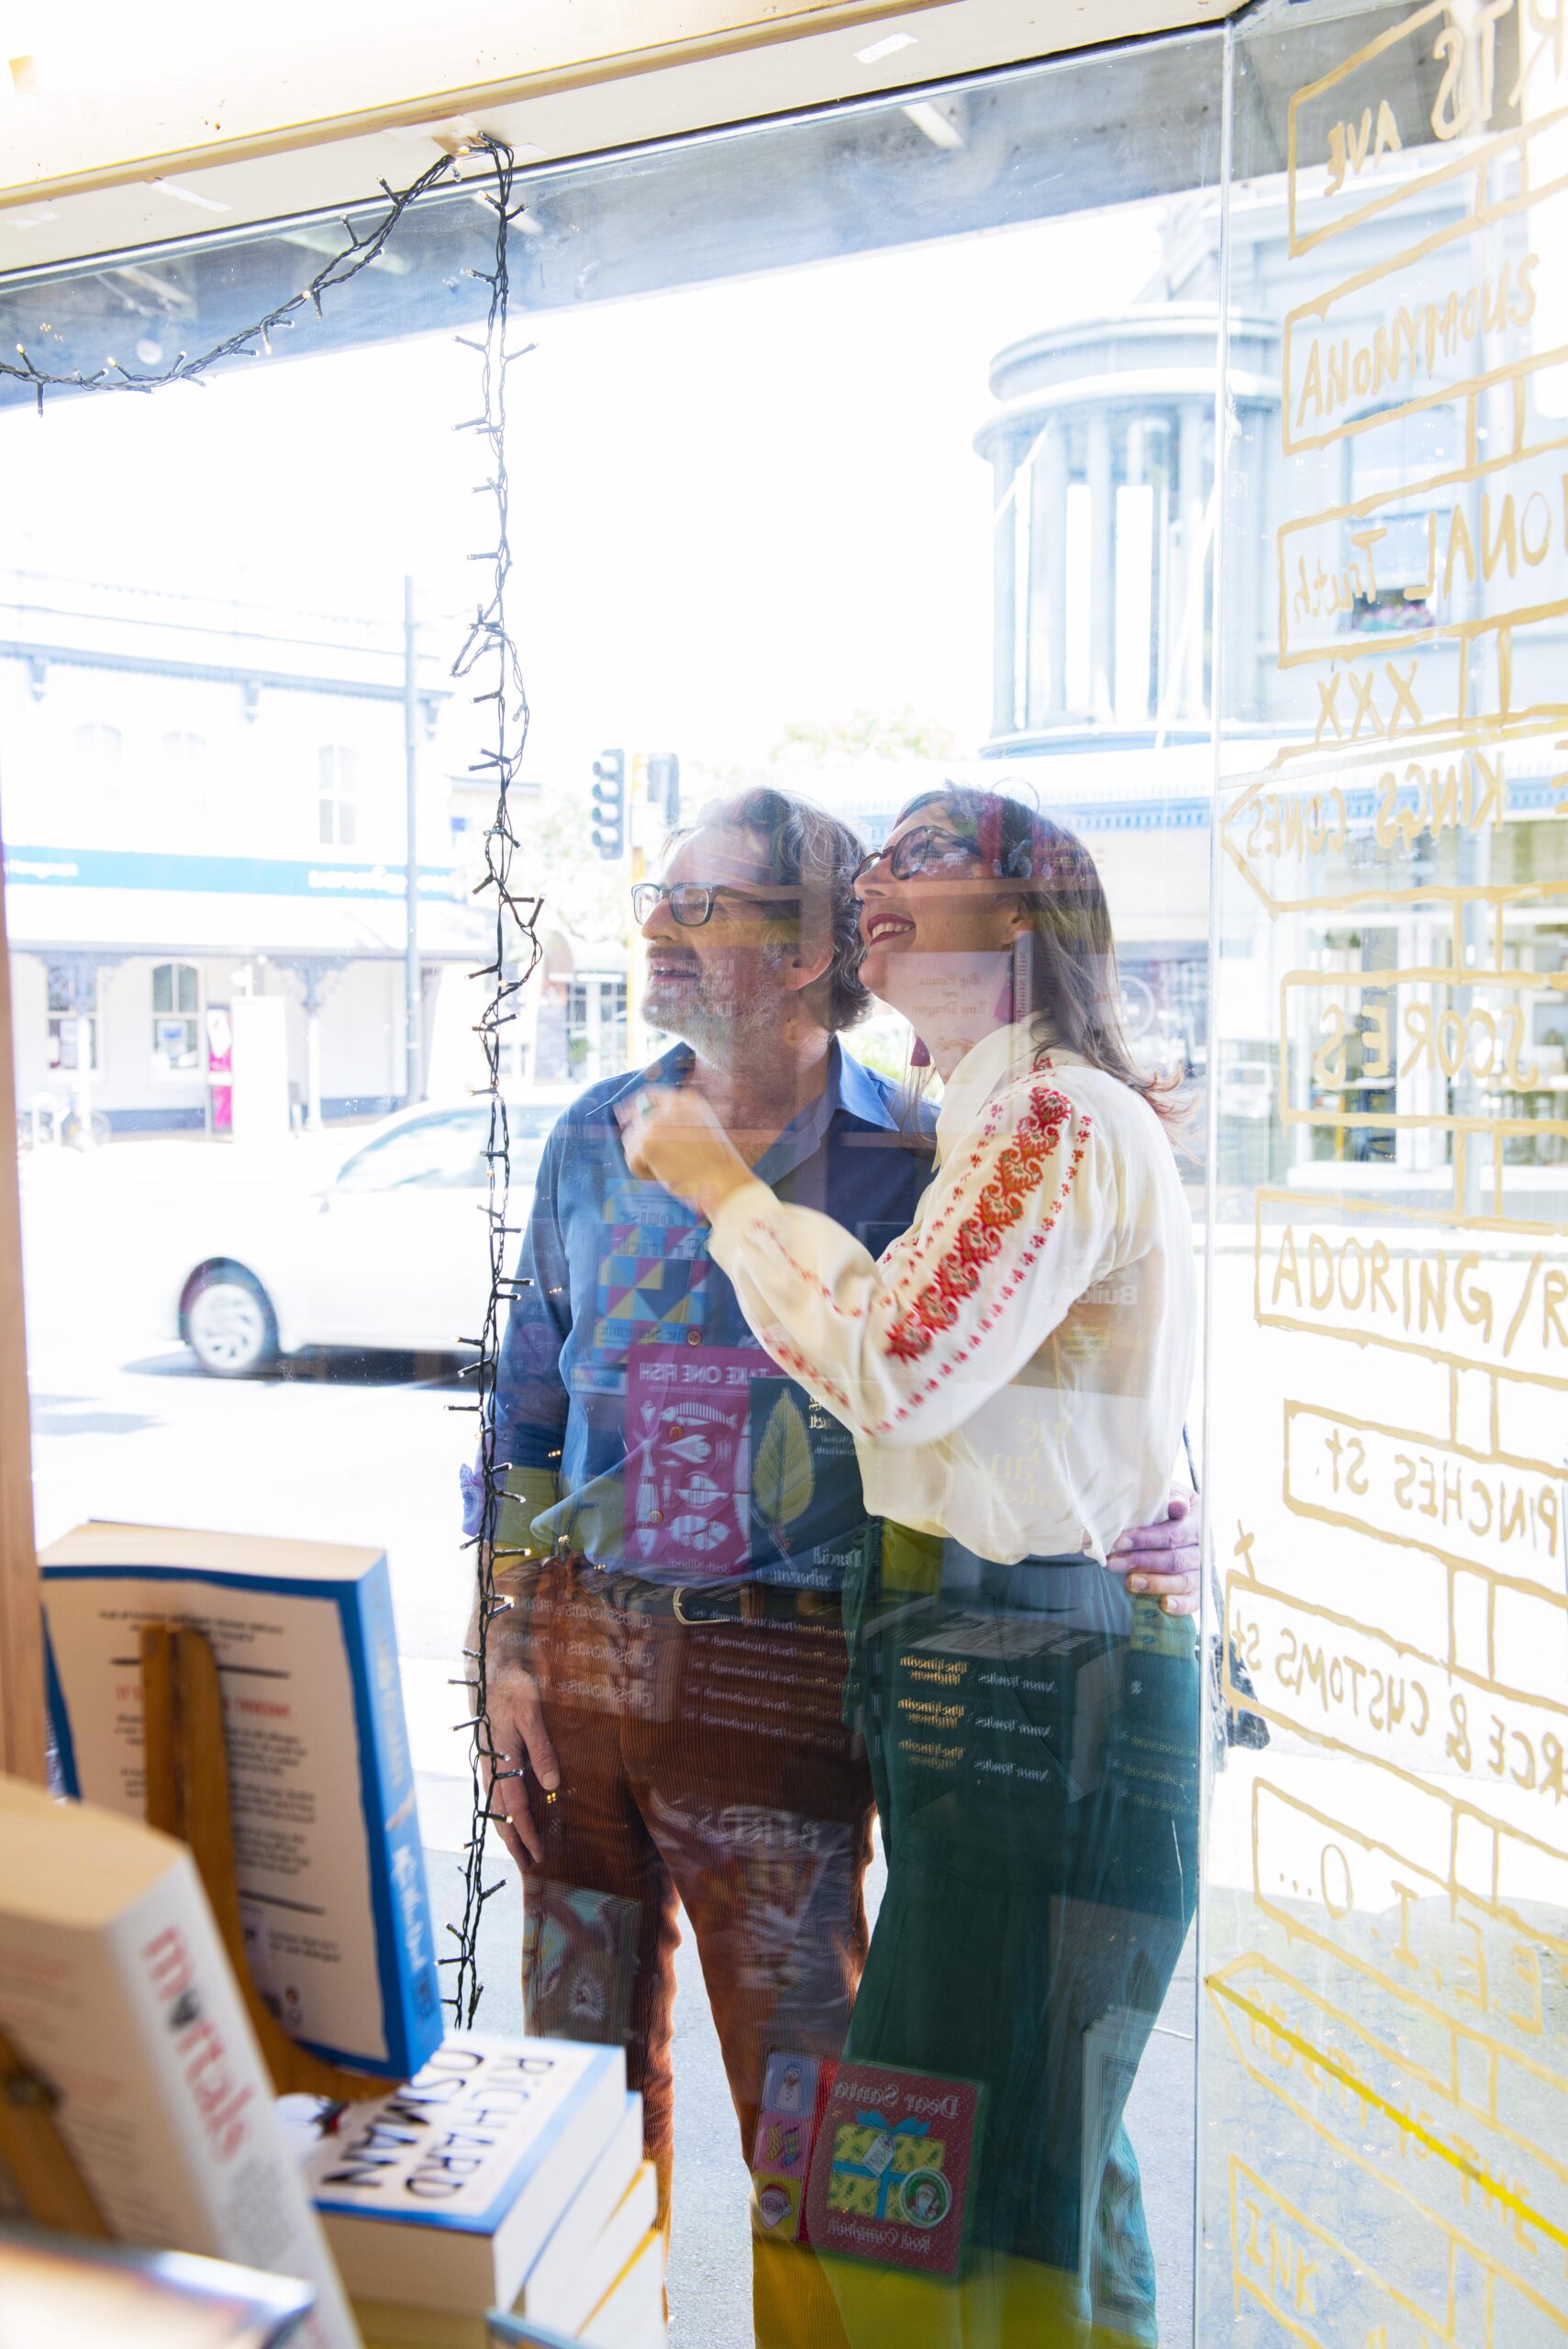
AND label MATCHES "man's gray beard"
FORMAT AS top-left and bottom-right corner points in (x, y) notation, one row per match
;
(642, 971), (779, 1064)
